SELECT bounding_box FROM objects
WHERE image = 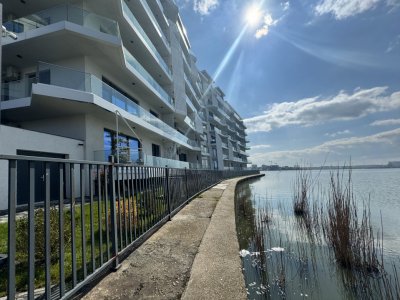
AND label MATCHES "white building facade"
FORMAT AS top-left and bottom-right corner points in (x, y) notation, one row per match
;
(1, 0), (249, 170)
